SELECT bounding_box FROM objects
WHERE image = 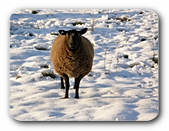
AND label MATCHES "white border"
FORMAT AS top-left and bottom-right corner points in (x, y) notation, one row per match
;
(2, 0), (168, 130)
